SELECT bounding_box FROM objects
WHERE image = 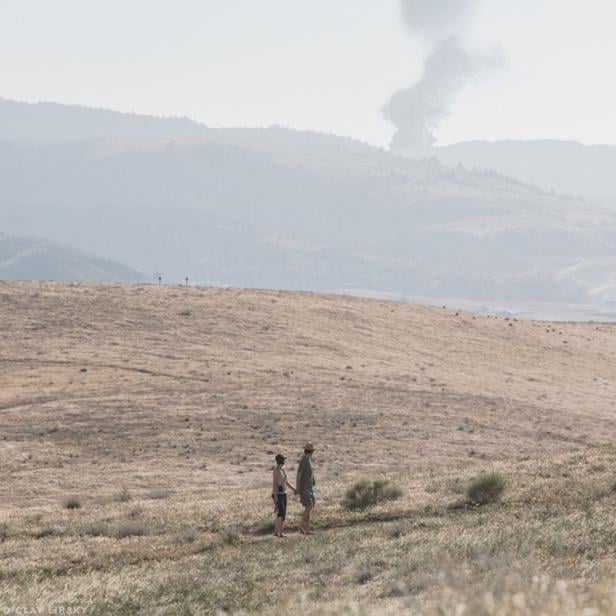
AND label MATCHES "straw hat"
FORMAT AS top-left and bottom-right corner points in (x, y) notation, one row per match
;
(304, 442), (315, 452)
